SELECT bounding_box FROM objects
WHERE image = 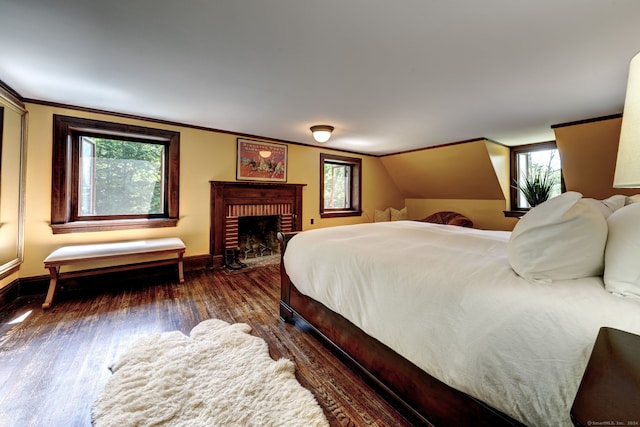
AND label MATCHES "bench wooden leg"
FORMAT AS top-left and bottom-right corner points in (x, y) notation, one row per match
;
(43, 266), (60, 309)
(177, 251), (185, 284)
